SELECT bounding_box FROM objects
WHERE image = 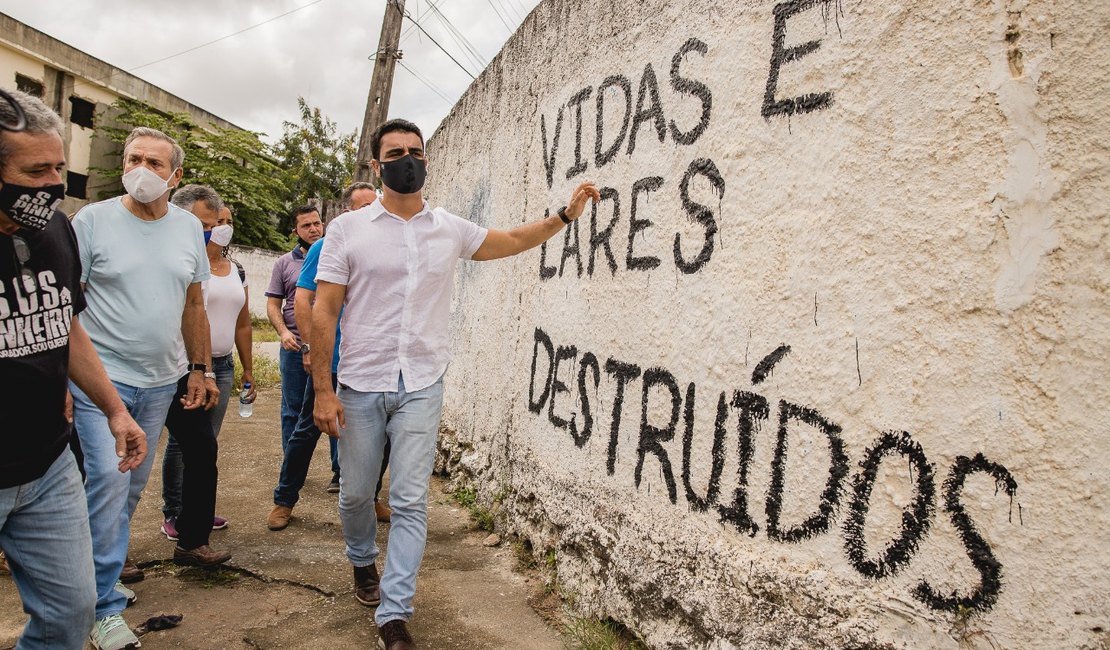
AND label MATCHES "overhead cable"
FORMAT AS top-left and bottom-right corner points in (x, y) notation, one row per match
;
(397, 60), (454, 105)
(402, 11), (477, 80)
